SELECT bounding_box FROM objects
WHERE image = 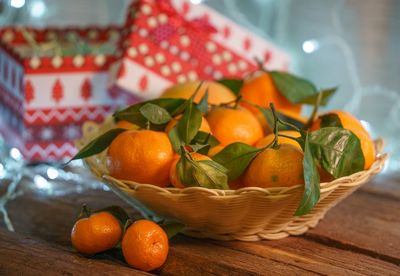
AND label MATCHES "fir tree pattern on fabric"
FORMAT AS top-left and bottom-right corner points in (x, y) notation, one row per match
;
(81, 78), (92, 101)
(52, 79), (64, 103)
